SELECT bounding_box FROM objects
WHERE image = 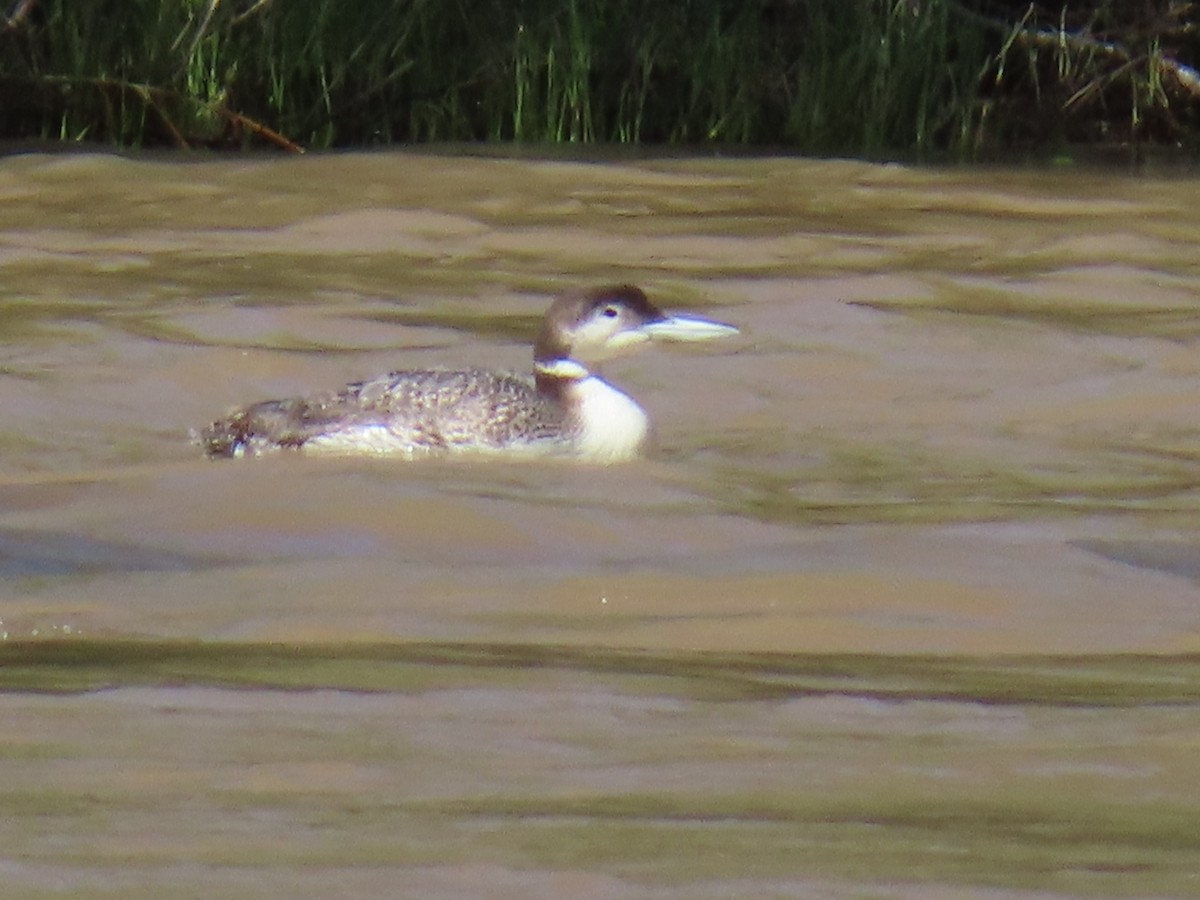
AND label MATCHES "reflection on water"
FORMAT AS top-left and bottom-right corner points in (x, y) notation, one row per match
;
(2, 150), (1200, 897)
